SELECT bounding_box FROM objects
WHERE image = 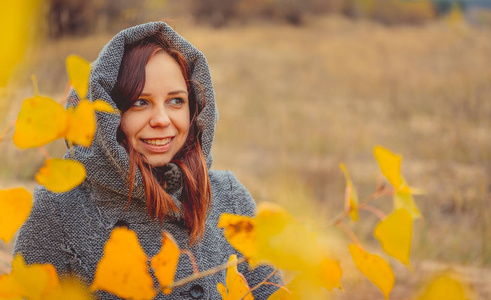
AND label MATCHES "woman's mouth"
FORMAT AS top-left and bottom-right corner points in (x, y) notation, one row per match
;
(141, 138), (172, 146)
